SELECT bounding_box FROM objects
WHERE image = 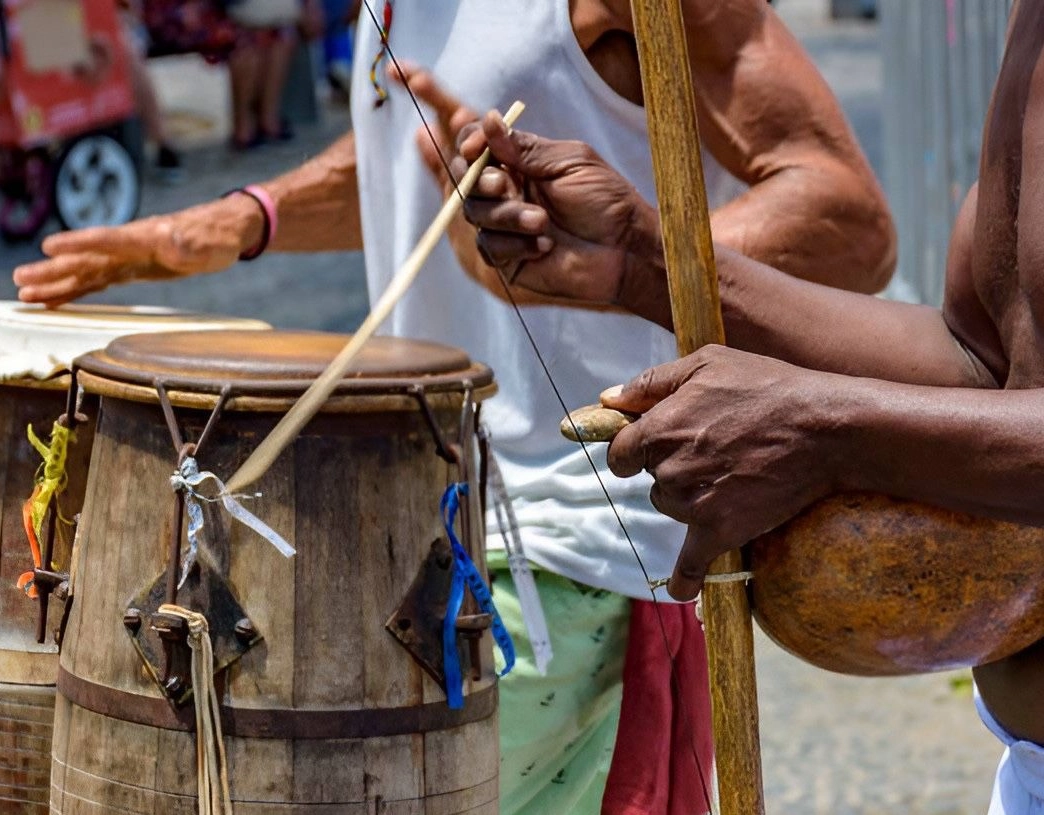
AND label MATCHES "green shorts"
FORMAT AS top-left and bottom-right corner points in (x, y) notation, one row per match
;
(488, 550), (631, 815)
